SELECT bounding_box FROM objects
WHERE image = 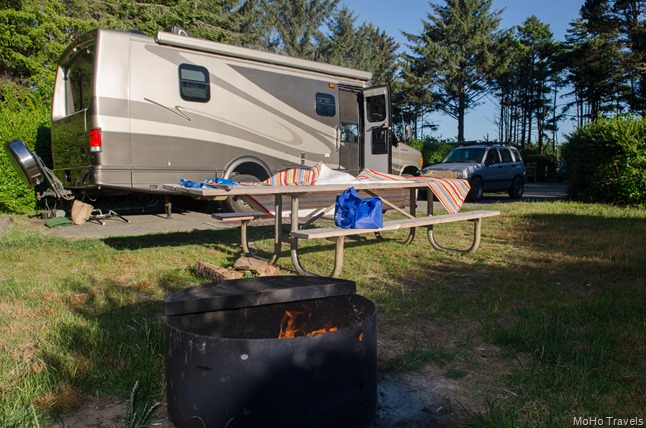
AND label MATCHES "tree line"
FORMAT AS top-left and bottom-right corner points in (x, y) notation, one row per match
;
(1, 0), (644, 152)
